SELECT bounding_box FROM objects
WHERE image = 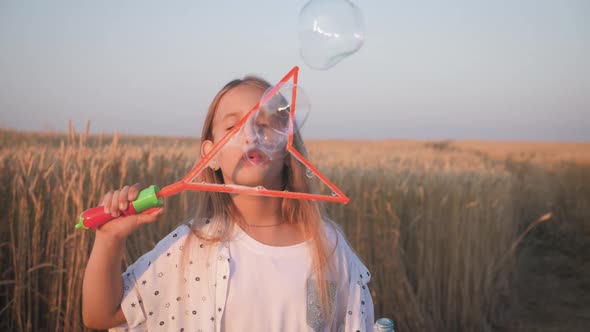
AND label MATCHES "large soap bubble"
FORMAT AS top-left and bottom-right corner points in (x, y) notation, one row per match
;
(228, 83), (311, 165)
(298, 0), (366, 70)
